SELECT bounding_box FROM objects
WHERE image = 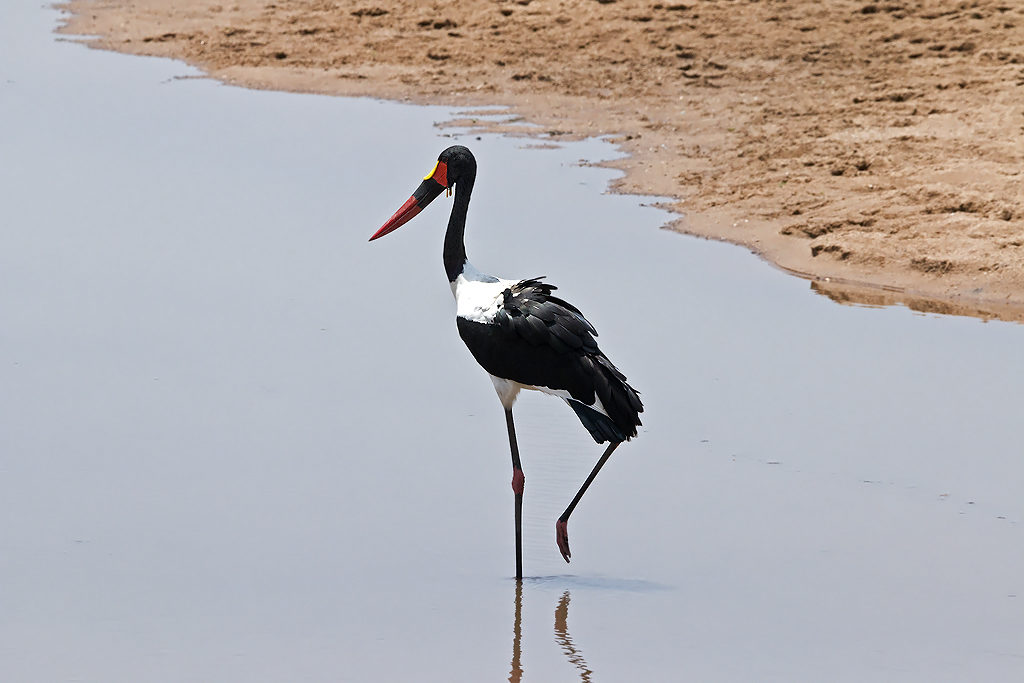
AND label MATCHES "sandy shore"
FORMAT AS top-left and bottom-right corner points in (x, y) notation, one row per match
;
(59, 0), (1024, 321)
